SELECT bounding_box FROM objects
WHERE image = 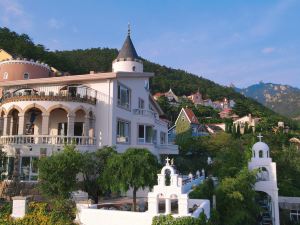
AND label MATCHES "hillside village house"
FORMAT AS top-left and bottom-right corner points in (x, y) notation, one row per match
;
(153, 88), (179, 105)
(233, 113), (260, 133)
(0, 31), (178, 182)
(168, 108), (208, 143)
